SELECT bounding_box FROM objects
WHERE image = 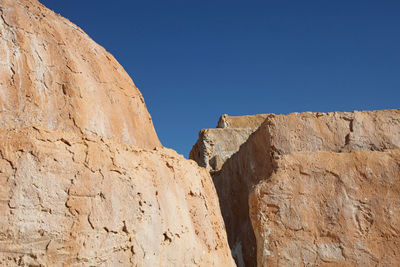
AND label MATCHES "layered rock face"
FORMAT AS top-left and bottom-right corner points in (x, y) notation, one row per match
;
(190, 110), (400, 266)
(0, 1), (234, 266)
